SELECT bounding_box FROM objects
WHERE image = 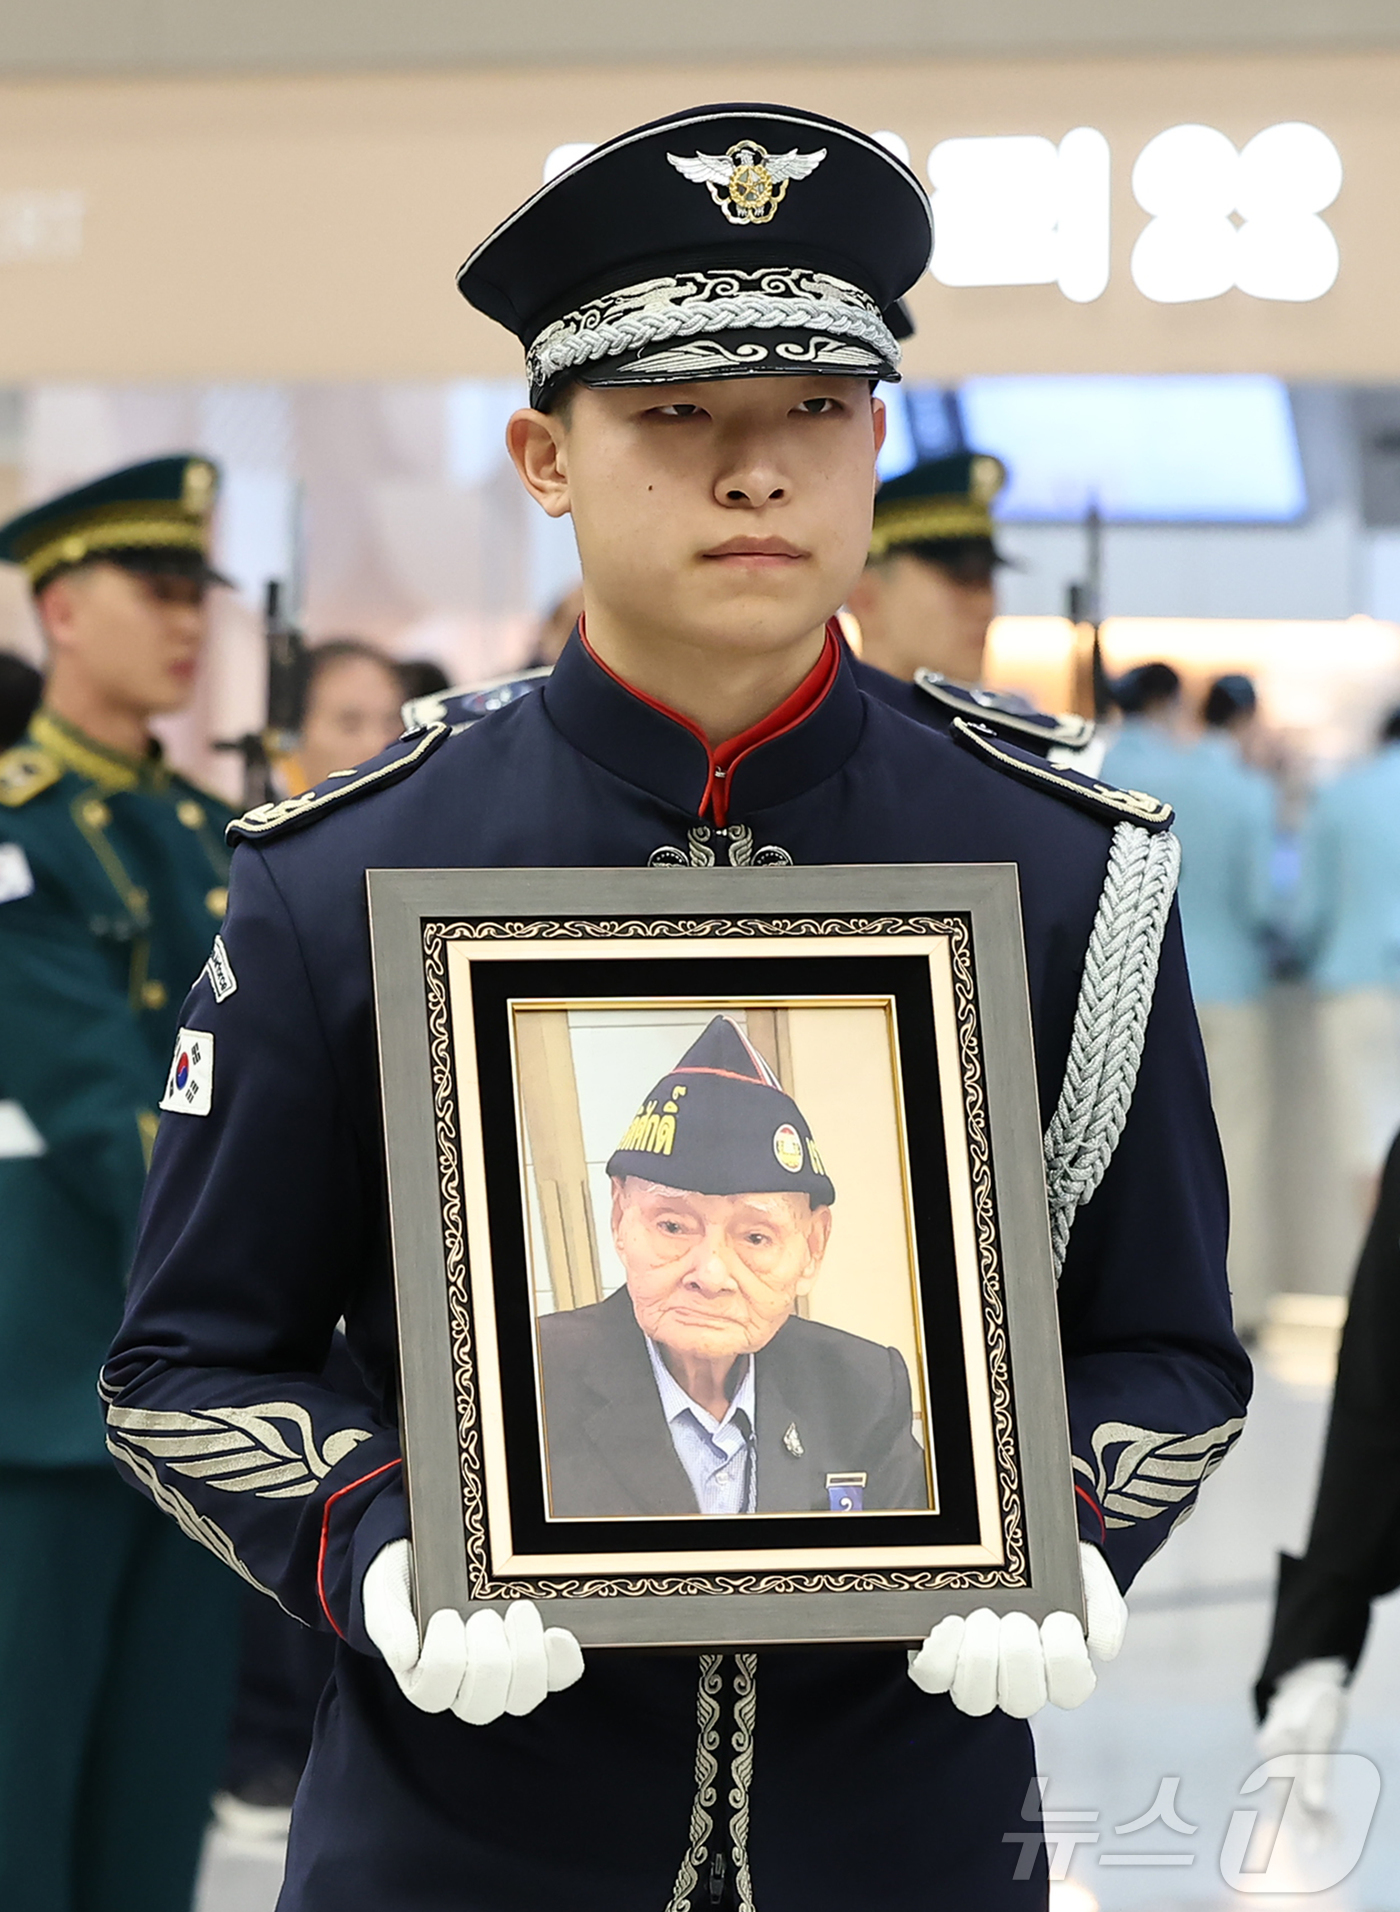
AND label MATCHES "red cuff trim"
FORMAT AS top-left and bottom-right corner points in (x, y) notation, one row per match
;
(316, 1458), (402, 1639)
(1075, 1482), (1107, 1544)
